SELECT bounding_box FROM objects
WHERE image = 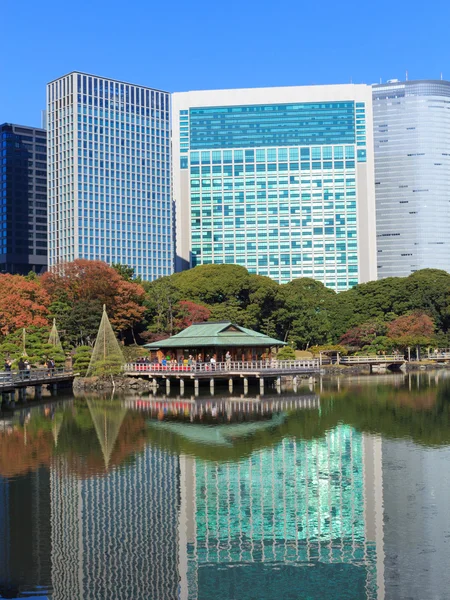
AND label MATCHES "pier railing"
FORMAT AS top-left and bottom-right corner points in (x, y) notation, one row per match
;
(124, 359), (320, 374)
(0, 367), (74, 388)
